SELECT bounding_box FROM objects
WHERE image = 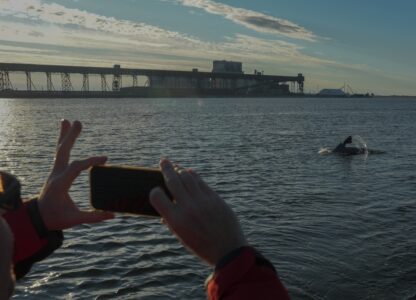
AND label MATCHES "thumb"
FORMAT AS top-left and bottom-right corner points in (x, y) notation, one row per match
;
(150, 187), (176, 223)
(76, 210), (115, 225)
